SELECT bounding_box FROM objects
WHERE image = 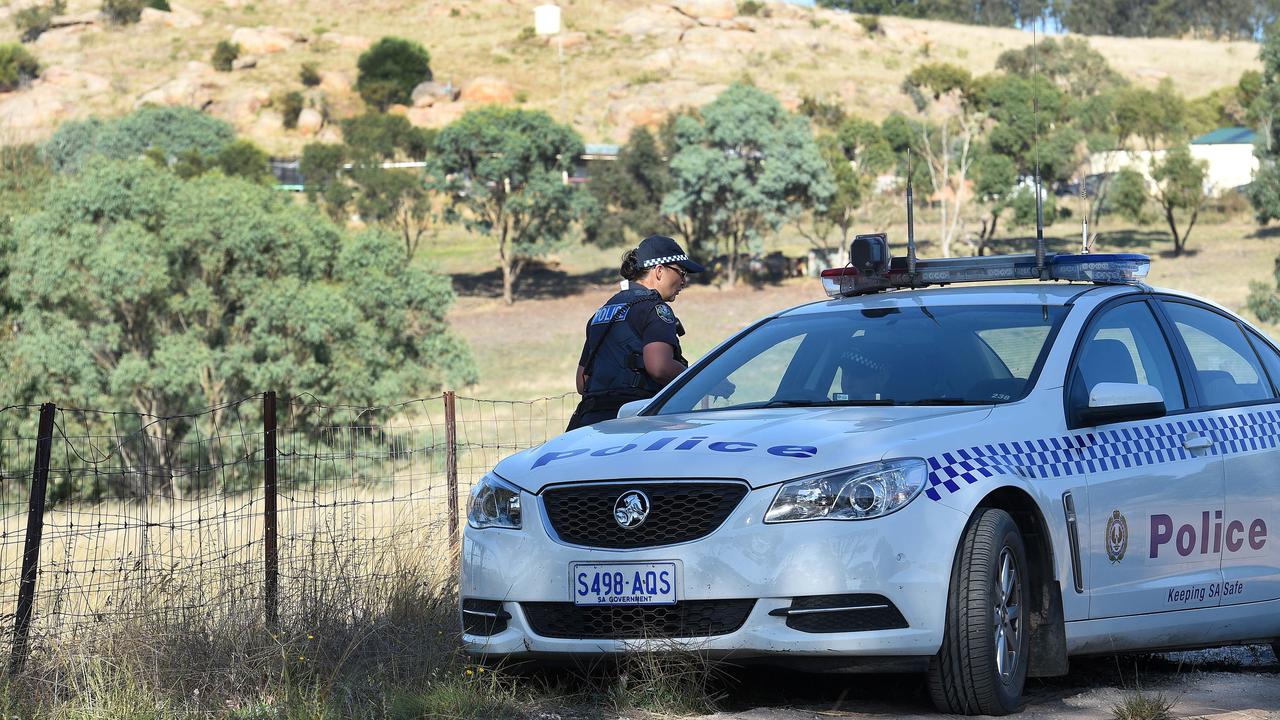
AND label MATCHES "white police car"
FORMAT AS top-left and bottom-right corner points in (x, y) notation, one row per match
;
(461, 238), (1280, 715)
